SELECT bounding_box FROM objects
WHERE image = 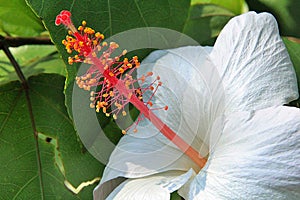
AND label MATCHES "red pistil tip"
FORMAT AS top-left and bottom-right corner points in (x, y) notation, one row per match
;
(55, 10), (72, 26)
